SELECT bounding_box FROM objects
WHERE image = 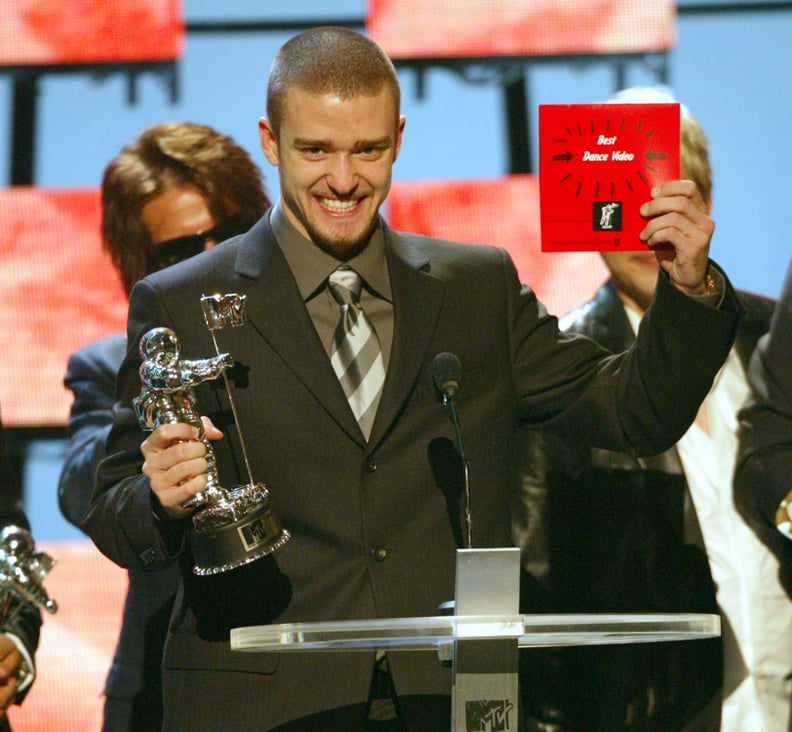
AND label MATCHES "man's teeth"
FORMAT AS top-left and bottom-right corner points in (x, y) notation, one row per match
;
(321, 198), (357, 211)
